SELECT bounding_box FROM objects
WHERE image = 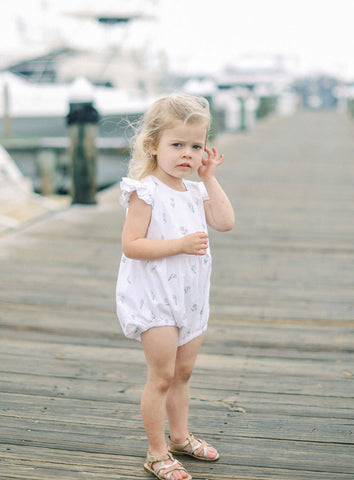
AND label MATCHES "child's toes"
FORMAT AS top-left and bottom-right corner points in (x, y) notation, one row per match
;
(208, 446), (218, 459)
